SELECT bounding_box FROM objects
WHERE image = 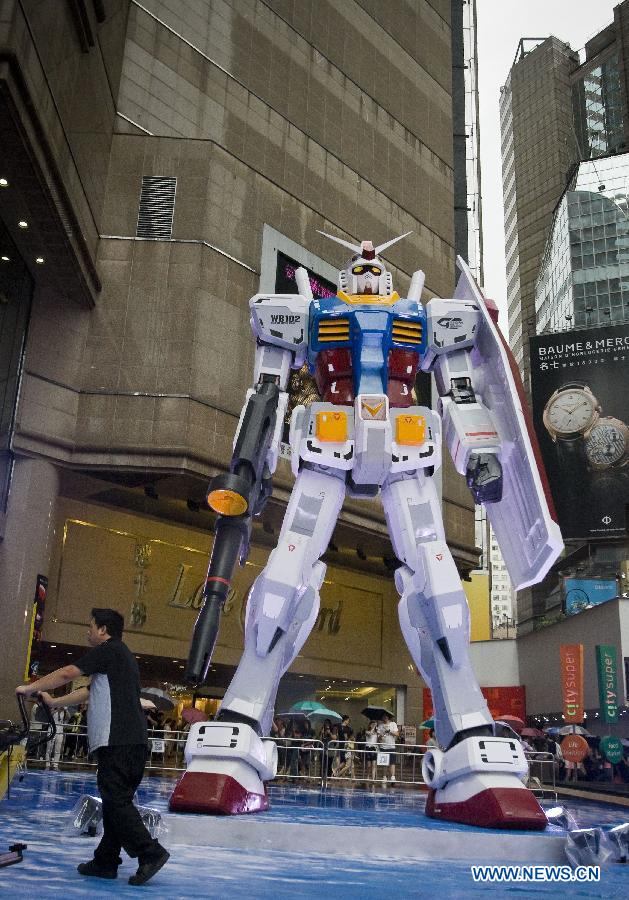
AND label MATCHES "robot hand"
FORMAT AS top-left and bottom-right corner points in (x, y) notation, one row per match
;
(466, 452), (503, 504)
(252, 465), (273, 516)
